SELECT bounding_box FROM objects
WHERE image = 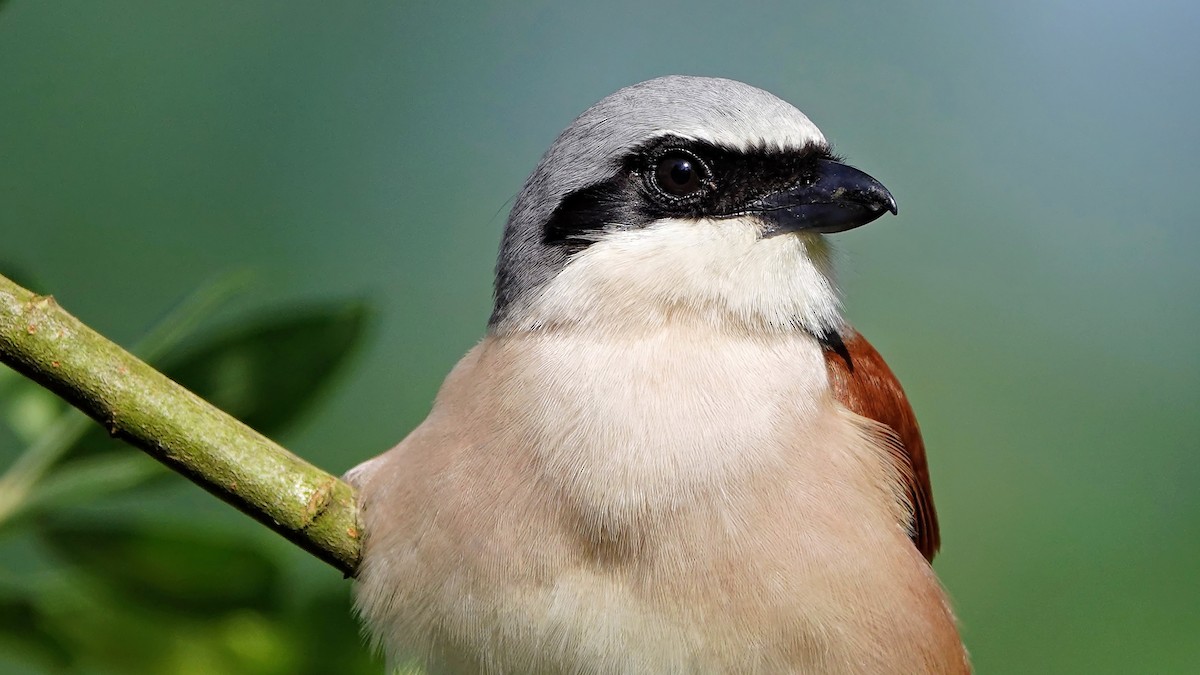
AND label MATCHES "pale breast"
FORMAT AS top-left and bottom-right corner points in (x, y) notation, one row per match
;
(486, 329), (833, 526)
(352, 331), (965, 674)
